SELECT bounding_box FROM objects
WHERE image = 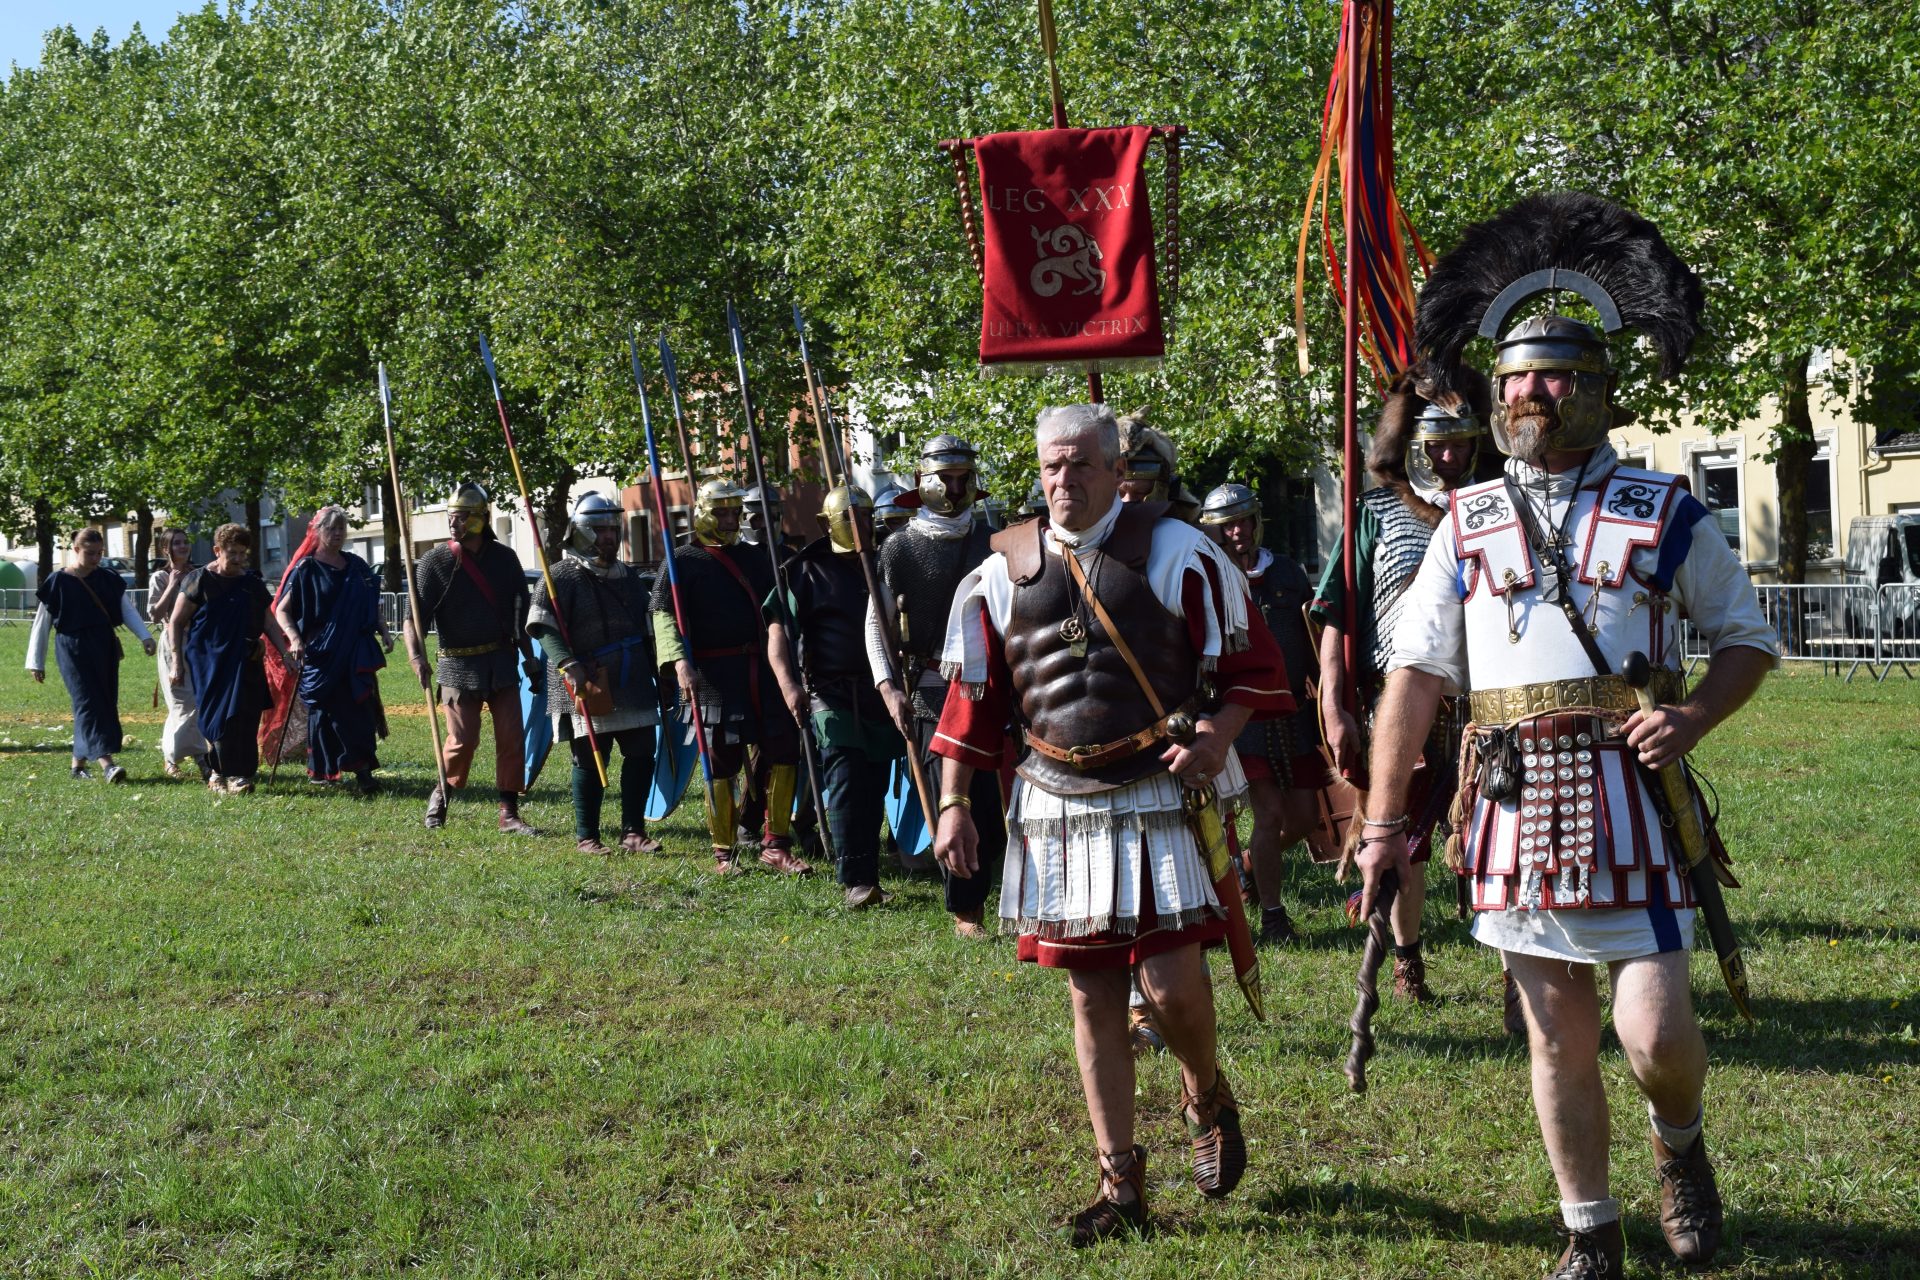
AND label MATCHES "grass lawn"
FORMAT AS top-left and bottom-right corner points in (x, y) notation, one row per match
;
(1, 627), (1915, 1278)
